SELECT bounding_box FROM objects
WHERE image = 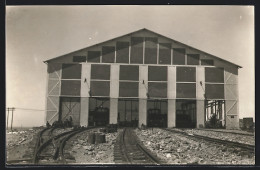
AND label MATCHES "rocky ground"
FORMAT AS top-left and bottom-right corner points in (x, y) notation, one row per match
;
(67, 128), (119, 164)
(180, 129), (255, 145)
(135, 128), (255, 165)
(6, 127), (255, 165)
(6, 127), (43, 162)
